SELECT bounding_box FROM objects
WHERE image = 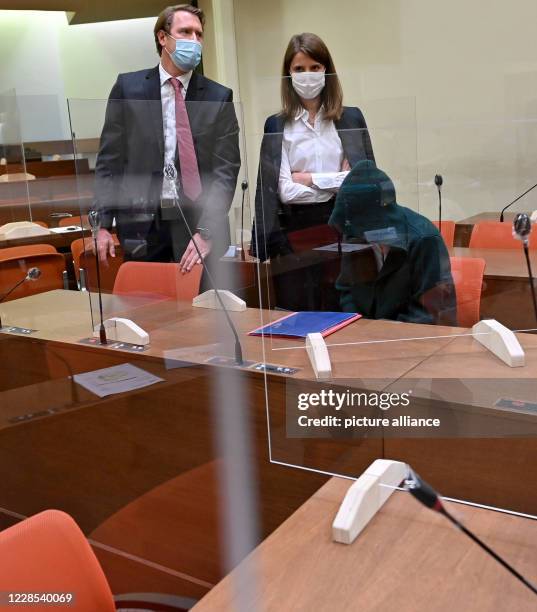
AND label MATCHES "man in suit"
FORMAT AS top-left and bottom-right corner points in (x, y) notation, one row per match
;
(94, 4), (240, 276)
